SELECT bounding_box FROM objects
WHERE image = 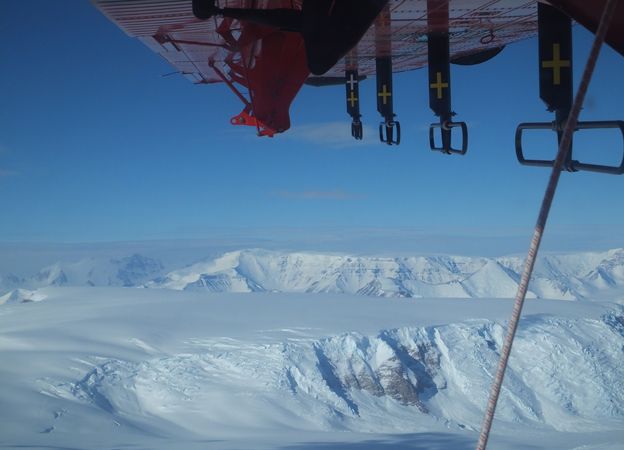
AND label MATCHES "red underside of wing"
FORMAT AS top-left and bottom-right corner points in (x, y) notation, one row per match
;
(547, 0), (624, 56)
